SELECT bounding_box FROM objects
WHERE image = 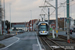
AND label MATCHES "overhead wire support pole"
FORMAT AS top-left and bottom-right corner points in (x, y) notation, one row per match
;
(67, 0), (70, 42)
(48, 8), (50, 33)
(48, 8), (50, 24)
(56, 0), (58, 37)
(40, 14), (45, 21)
